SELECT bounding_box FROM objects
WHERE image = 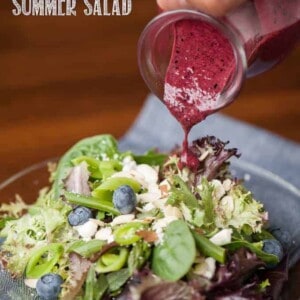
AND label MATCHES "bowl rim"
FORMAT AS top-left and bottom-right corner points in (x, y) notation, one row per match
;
(0, 158), (299, 198)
